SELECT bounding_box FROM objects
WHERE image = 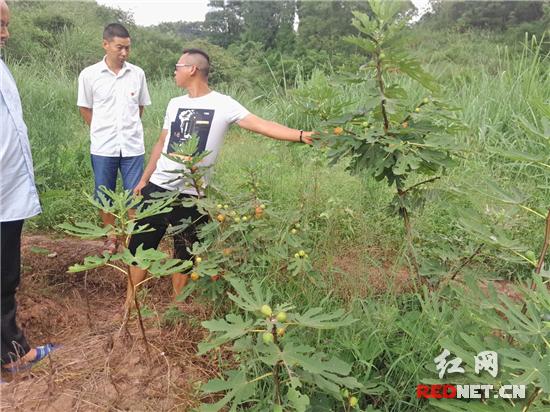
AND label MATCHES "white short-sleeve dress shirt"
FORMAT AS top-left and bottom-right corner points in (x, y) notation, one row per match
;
(77, 57), (151, 157)
(0, 58), (42, 222)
